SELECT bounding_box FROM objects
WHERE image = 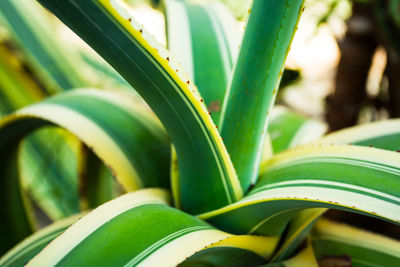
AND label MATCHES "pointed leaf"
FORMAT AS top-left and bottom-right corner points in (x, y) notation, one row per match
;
(200, 145), (400, 236)
(36, 0), (242, 213)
